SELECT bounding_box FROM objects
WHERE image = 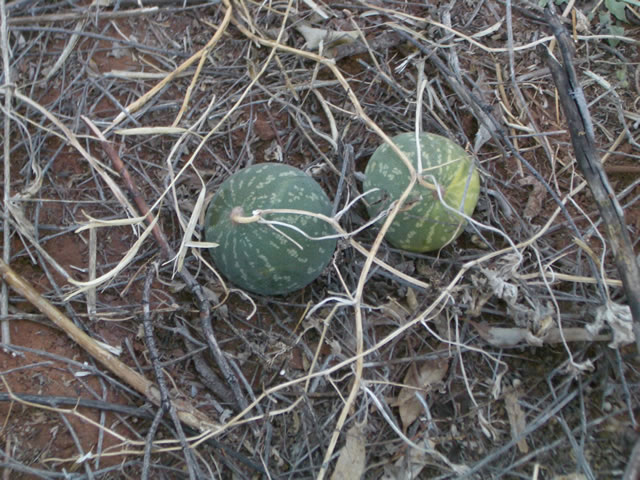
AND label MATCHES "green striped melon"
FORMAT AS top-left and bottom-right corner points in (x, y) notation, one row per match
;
(204, 163), (336, 295)
(363, 132), (480, 252)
